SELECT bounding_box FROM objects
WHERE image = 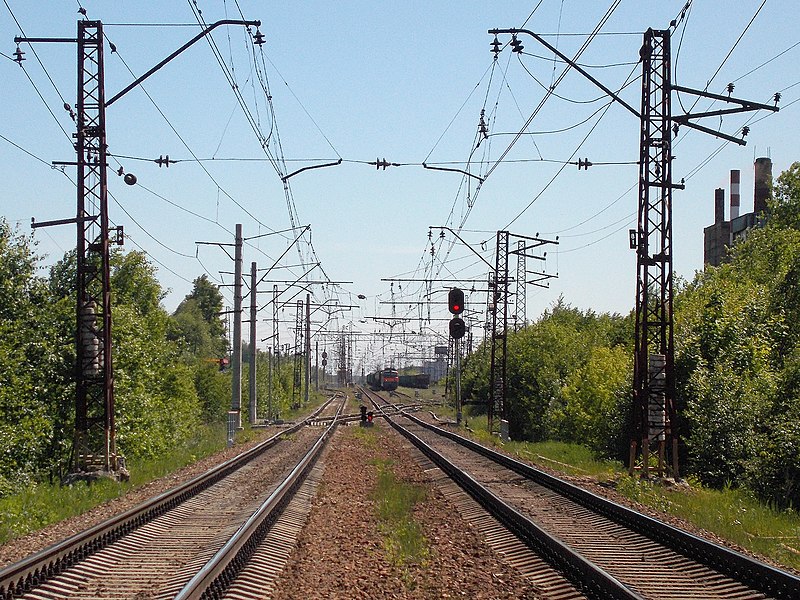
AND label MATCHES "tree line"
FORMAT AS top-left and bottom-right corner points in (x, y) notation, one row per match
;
(3, 162), (799, 509)
(461, 162), (800, 509)
(0, 237), (300, 496)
